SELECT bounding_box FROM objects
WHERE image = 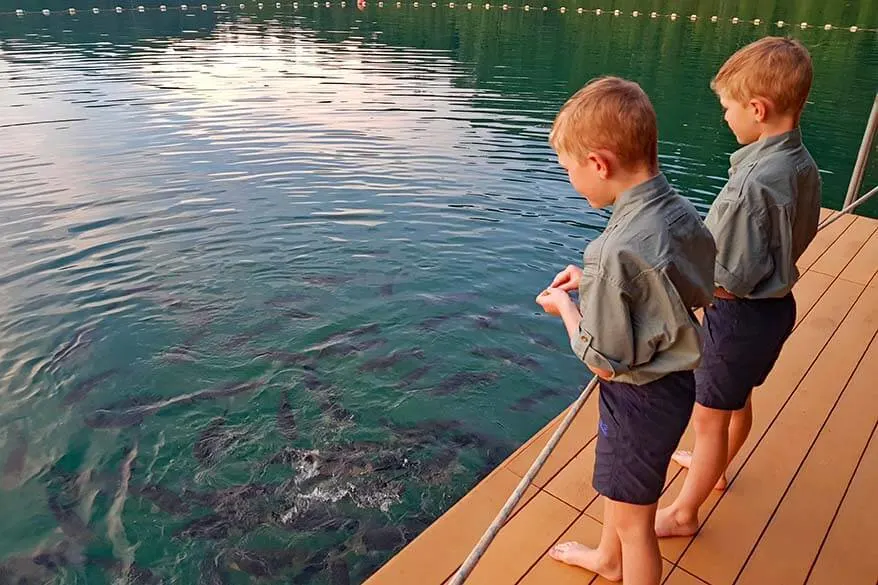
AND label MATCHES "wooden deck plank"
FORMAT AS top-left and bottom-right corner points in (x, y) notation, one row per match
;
(797, 213), (856, 271)
(805, 428), (878, 585)
(736, 330), (878, 585)
(810, 215), (878, 277)
(516, 514), (604, 585)
(792, 270), (835, 327)
(656, 277), (864, 563)
(839, 223), (878, 284)
(461, 491), (579, 585)
(678, 283), (878, 585)
(664, 568), (710, 585)
(544, 437), (600, 511)
(506, 388), (601, 486)
(363, 468), (539, 585)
